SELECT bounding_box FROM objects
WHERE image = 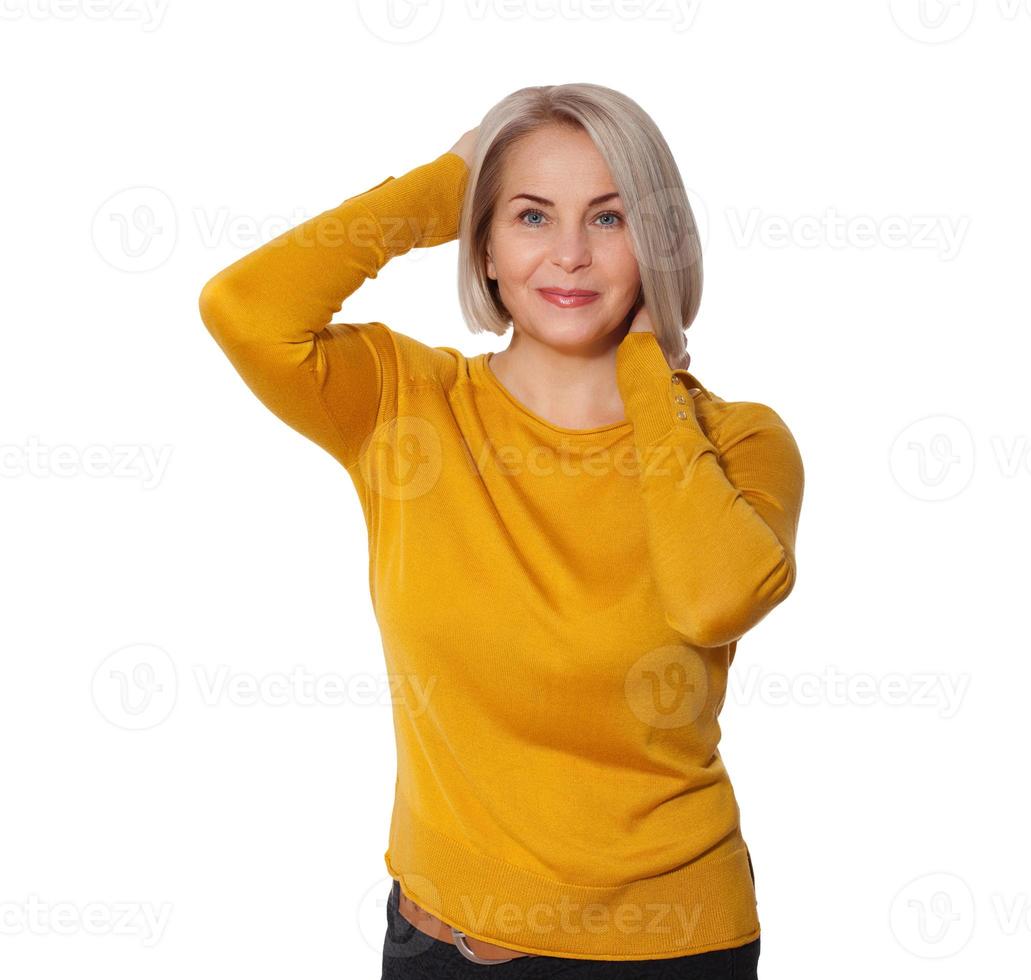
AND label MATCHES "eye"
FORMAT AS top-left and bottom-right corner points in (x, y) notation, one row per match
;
(595, 211), (623, 229)
(516, 209), (624, 230)
(518, 208), (547, 228)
